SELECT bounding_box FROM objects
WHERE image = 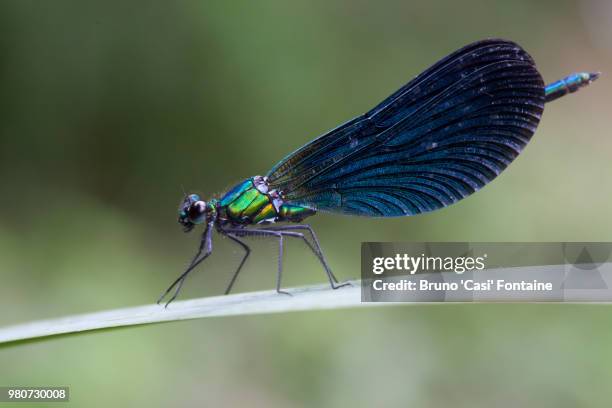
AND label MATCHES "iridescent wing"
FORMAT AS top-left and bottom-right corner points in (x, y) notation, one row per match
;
(266, 39), (545, 216)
